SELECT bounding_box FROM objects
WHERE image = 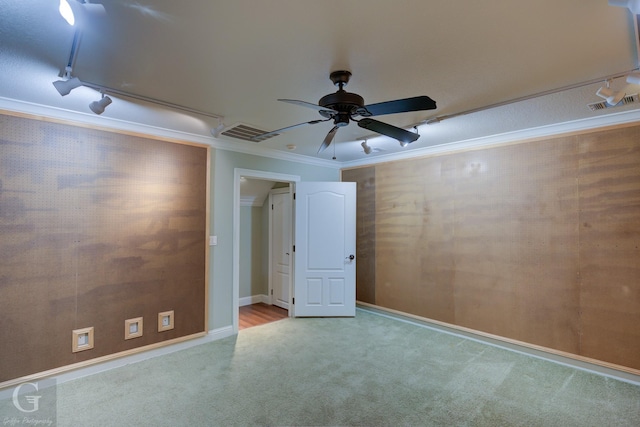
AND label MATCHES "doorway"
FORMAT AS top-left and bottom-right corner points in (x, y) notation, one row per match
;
(269, 187), (292, 310)
(232, 169), (300, 333)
